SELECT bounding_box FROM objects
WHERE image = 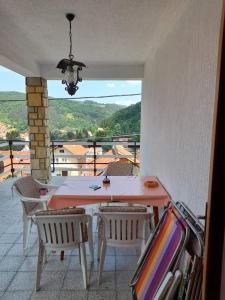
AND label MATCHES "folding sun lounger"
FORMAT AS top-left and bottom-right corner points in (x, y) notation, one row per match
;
(130, 201), (204, 300)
